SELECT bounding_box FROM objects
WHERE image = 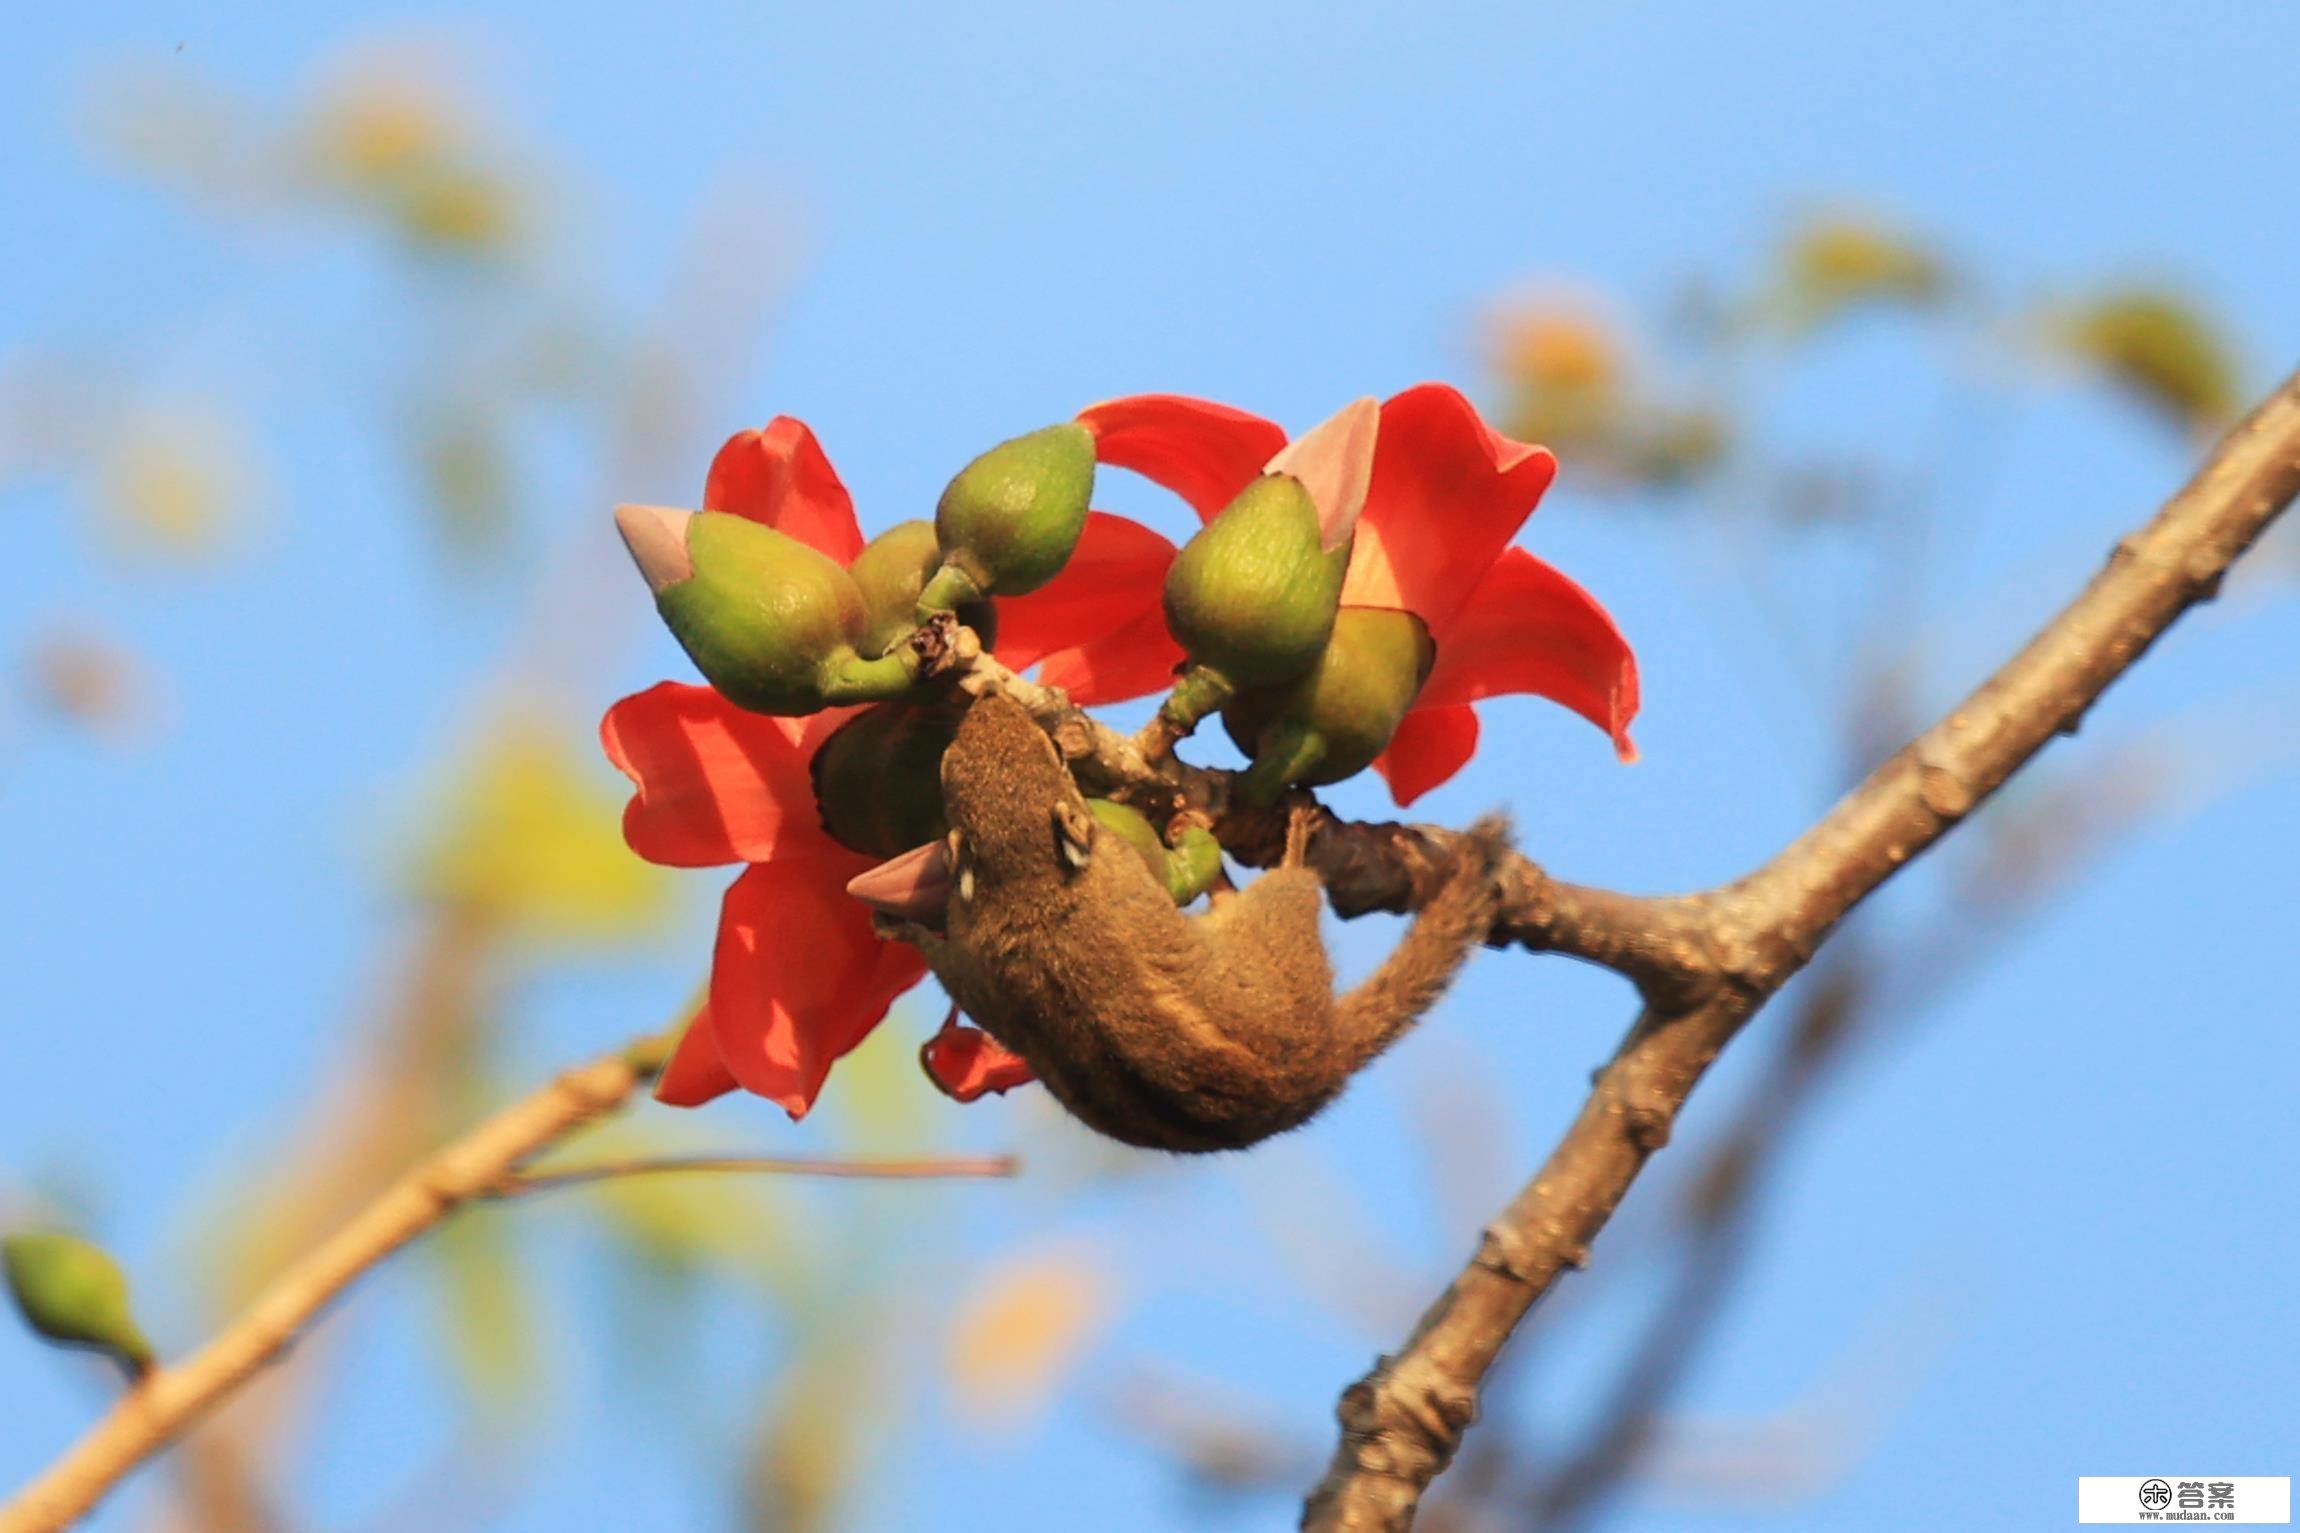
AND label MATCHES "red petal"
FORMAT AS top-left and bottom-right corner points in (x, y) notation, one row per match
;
(1035, 607), (1187, 706)
(1414, 547), (1640, 761)
(993, 511), (1176, 671)
(709, 851), (930, 1118)
(1077, 394), (1287, 521)
(702, 417), (866, 564)
(1372, 704), (1481, 808)
(600, 682), (832, 867)
(654, 1002), (739, 1107)
(1341, 383), (1558, 633)
(920, 1013), (1036, 1103)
